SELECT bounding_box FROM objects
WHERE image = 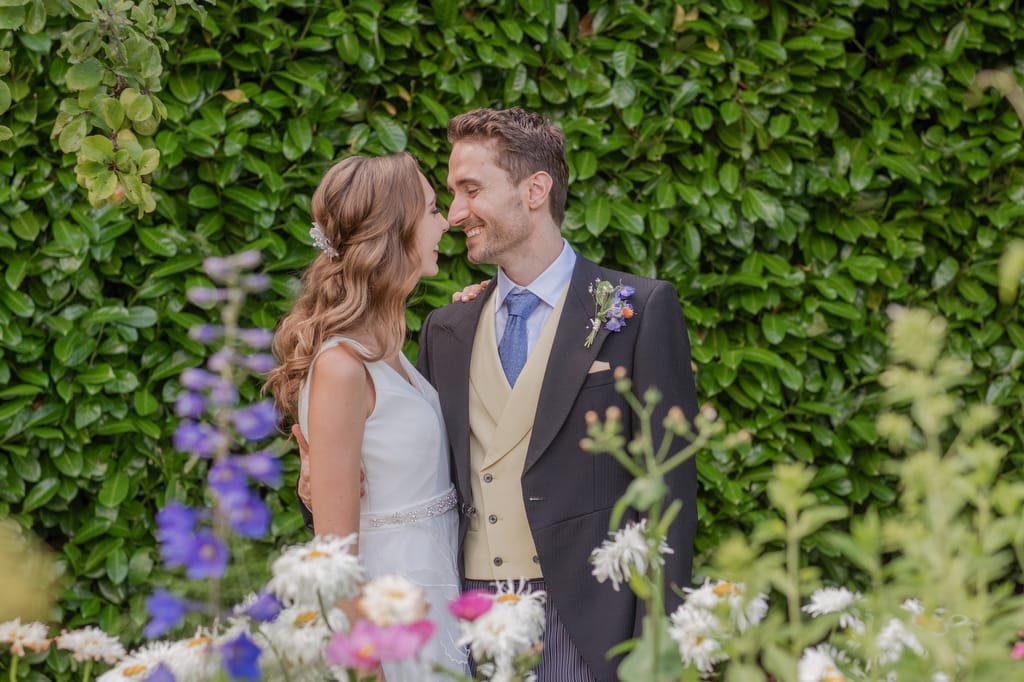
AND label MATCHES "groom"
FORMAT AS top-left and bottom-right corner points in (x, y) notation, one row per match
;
(301, 108), (698, 681)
